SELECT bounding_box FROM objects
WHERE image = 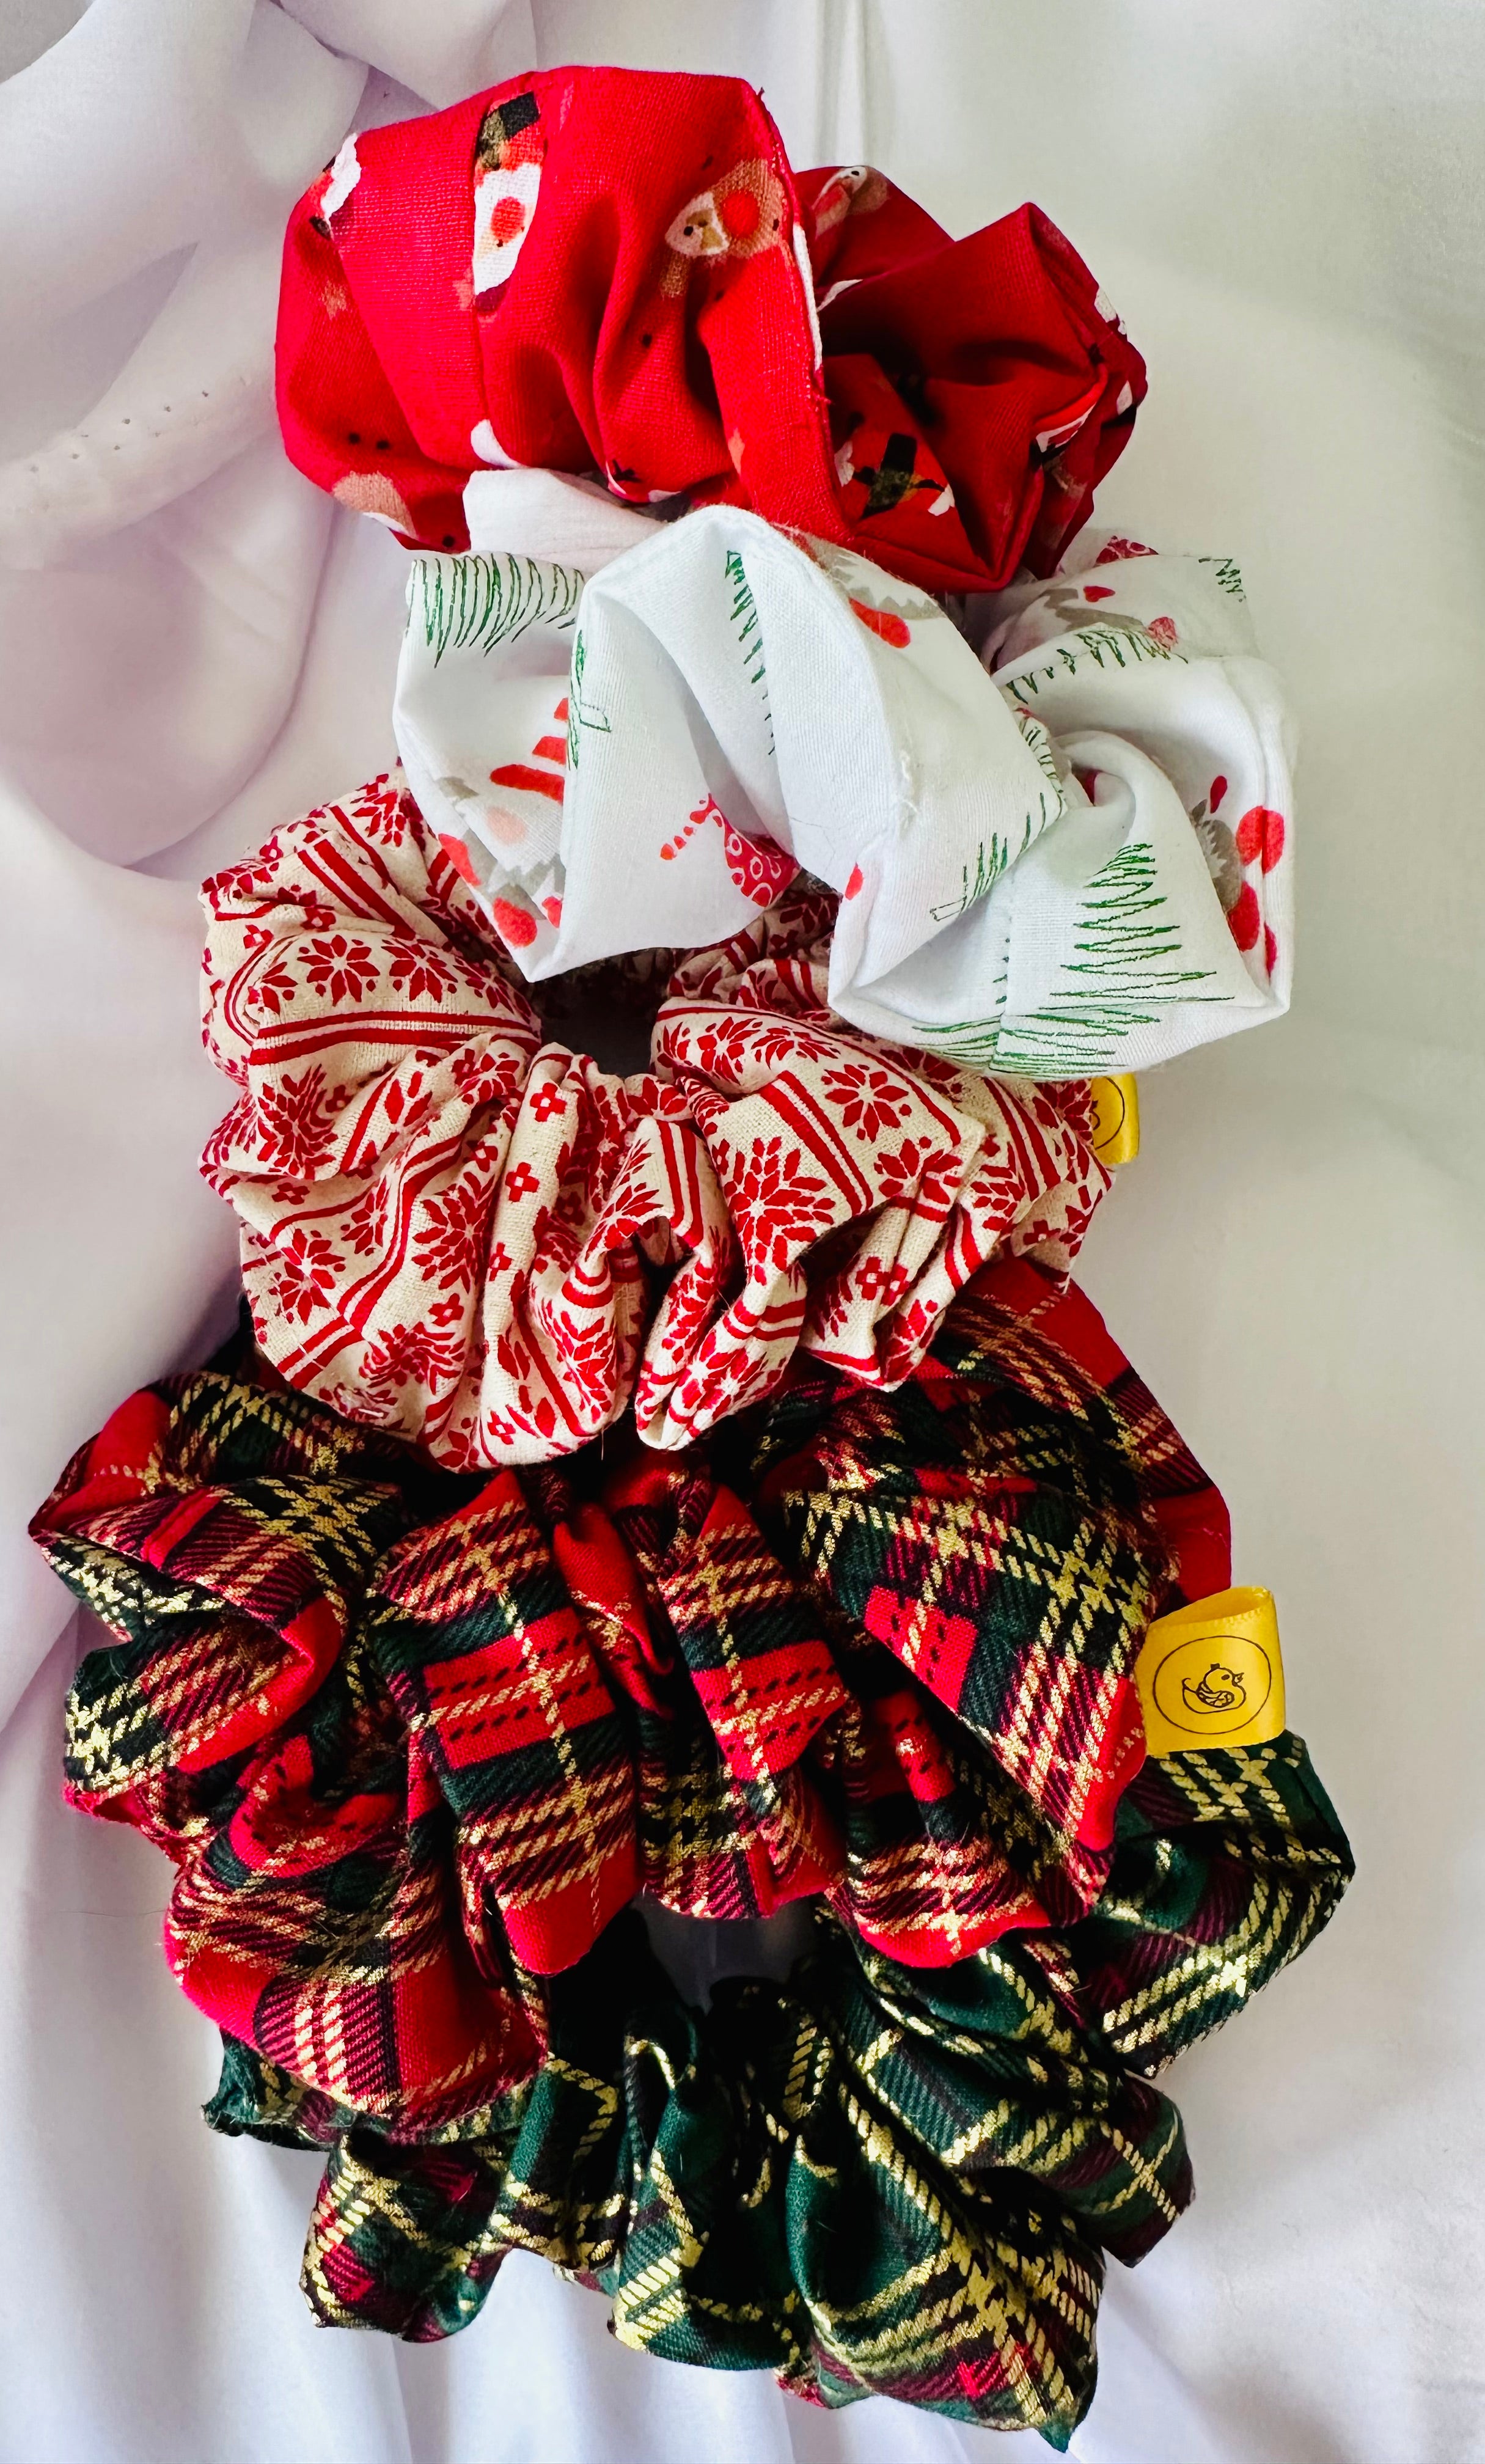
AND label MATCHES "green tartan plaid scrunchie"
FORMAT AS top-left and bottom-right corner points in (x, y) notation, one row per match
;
(204, 1720), (1348, 2444)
